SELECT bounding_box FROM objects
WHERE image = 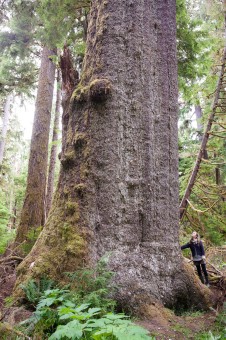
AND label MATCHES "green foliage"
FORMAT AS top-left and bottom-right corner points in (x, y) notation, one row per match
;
(0, 56), (37, 96)
(176, 0), (213, 98)
(20, 259), (154, 339)
(21, 226), (43, 254)
(196, 332), (225, 340)
(22, 289), (153, 339)
(65, 256), (116, 311)
(0, 202), (15, 253)
(36, 0), (90, 47)
(20, 277), (55, 308)
(0, 113), (29, 253)
(0, 1), (38, 96)
(50, 310), (153, 340)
